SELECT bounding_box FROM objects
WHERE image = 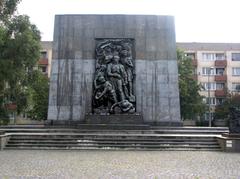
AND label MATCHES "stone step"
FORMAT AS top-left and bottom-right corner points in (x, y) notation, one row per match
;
(0, 128), (228, 135)
(4, 146), (222, 151)
(152, 130), (228, 134)
(0, 126), (229, 130)
(150, 126), (228, 130)
(5, 143), (220, 149)
(9, 137), (217, 142)
(0, 125), (45, 129)
(154, 129), (228, 132)
(77, 124), (150, 130)
(8, 140), (218, 145)
(2, 126), (224, 151)
(7, 134), (221, 140)
(0, 129), (80, 133)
